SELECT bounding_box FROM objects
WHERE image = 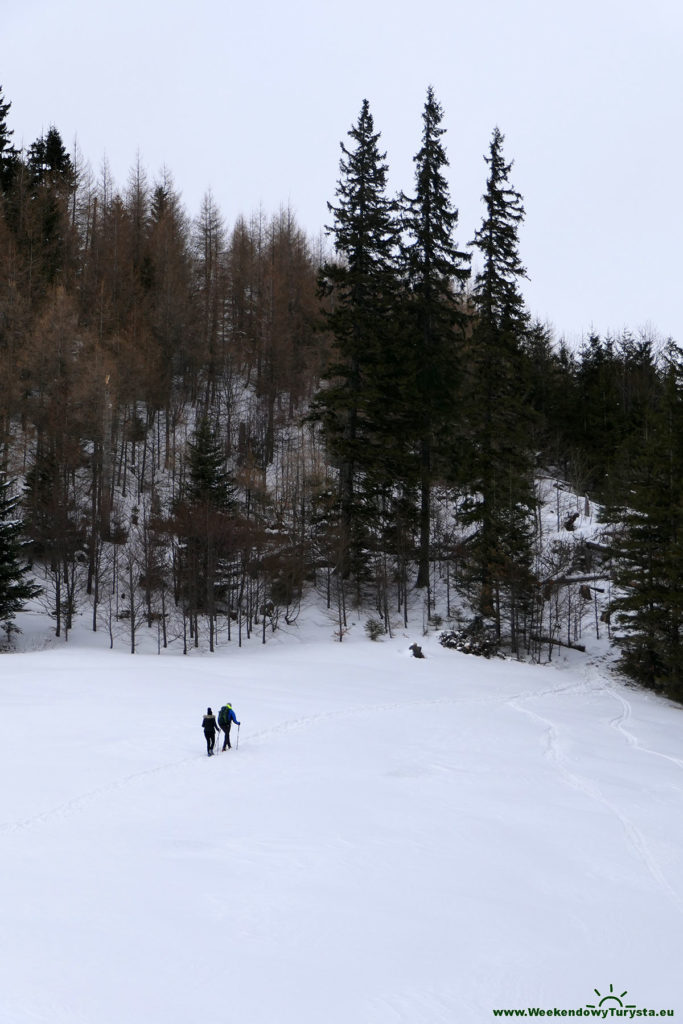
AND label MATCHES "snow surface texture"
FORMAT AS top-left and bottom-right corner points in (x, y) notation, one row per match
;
(2, 619), (683, 1022)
